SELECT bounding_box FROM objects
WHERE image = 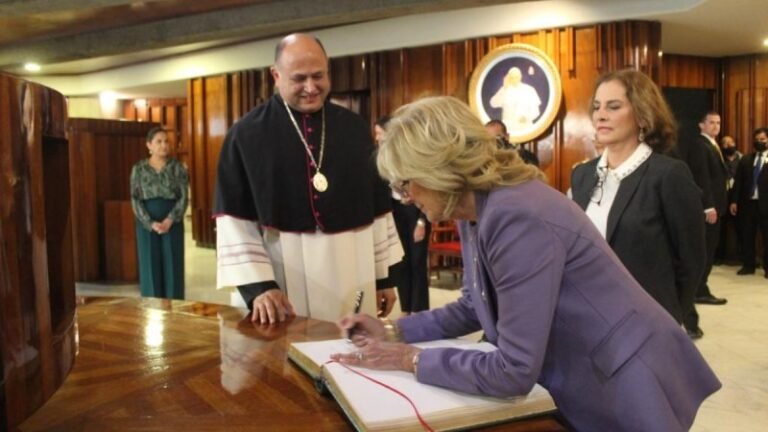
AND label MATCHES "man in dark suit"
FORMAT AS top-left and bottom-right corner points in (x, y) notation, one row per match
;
(678, 112), (729, 303)
(729, 127), (768, 276)
(715, 135), (743, 264)
(677, 111), (728, 337)
(485, 119), (539, 166)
